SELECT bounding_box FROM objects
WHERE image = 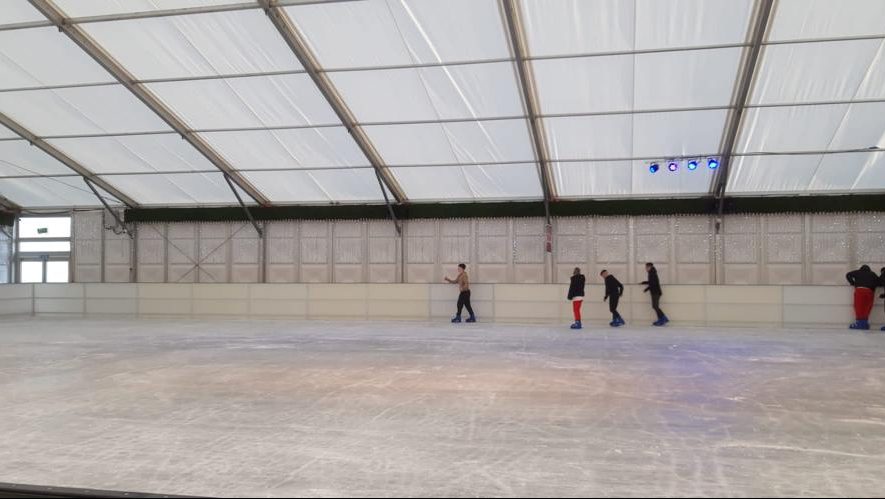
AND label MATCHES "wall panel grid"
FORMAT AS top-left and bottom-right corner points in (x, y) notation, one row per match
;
(0, 227), (11, 284)
(58, 213), (885, 285)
